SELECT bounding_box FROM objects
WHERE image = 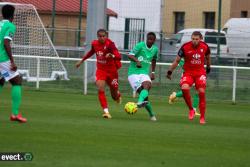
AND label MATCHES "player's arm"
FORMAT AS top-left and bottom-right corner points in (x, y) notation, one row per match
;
(4, 26), (16, 71)
(166, 56), (181, 80)
(106, 41), (121, 60)
(127, 43), (142, 68)
(75, 45), (95, 68)
(205, 48), (211, 74)
(167, 46), (185, 79)
(150, 48), (158, 80)
(150, 58), (157, 80)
